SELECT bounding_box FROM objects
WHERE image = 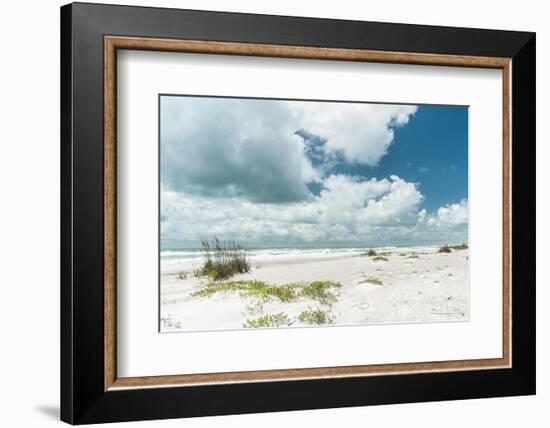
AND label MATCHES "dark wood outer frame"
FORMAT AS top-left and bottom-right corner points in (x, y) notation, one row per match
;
(61, 2), (535, 424)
